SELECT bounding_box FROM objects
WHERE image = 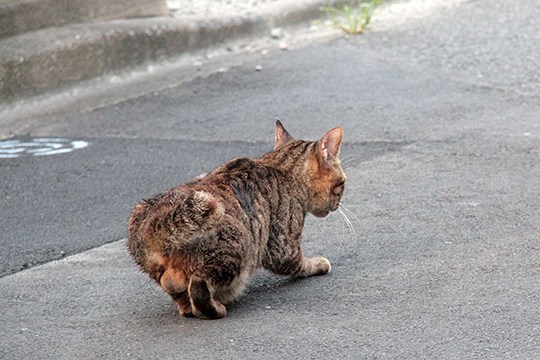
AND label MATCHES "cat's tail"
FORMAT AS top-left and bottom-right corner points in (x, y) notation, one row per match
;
(138, 189), (225, 251)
